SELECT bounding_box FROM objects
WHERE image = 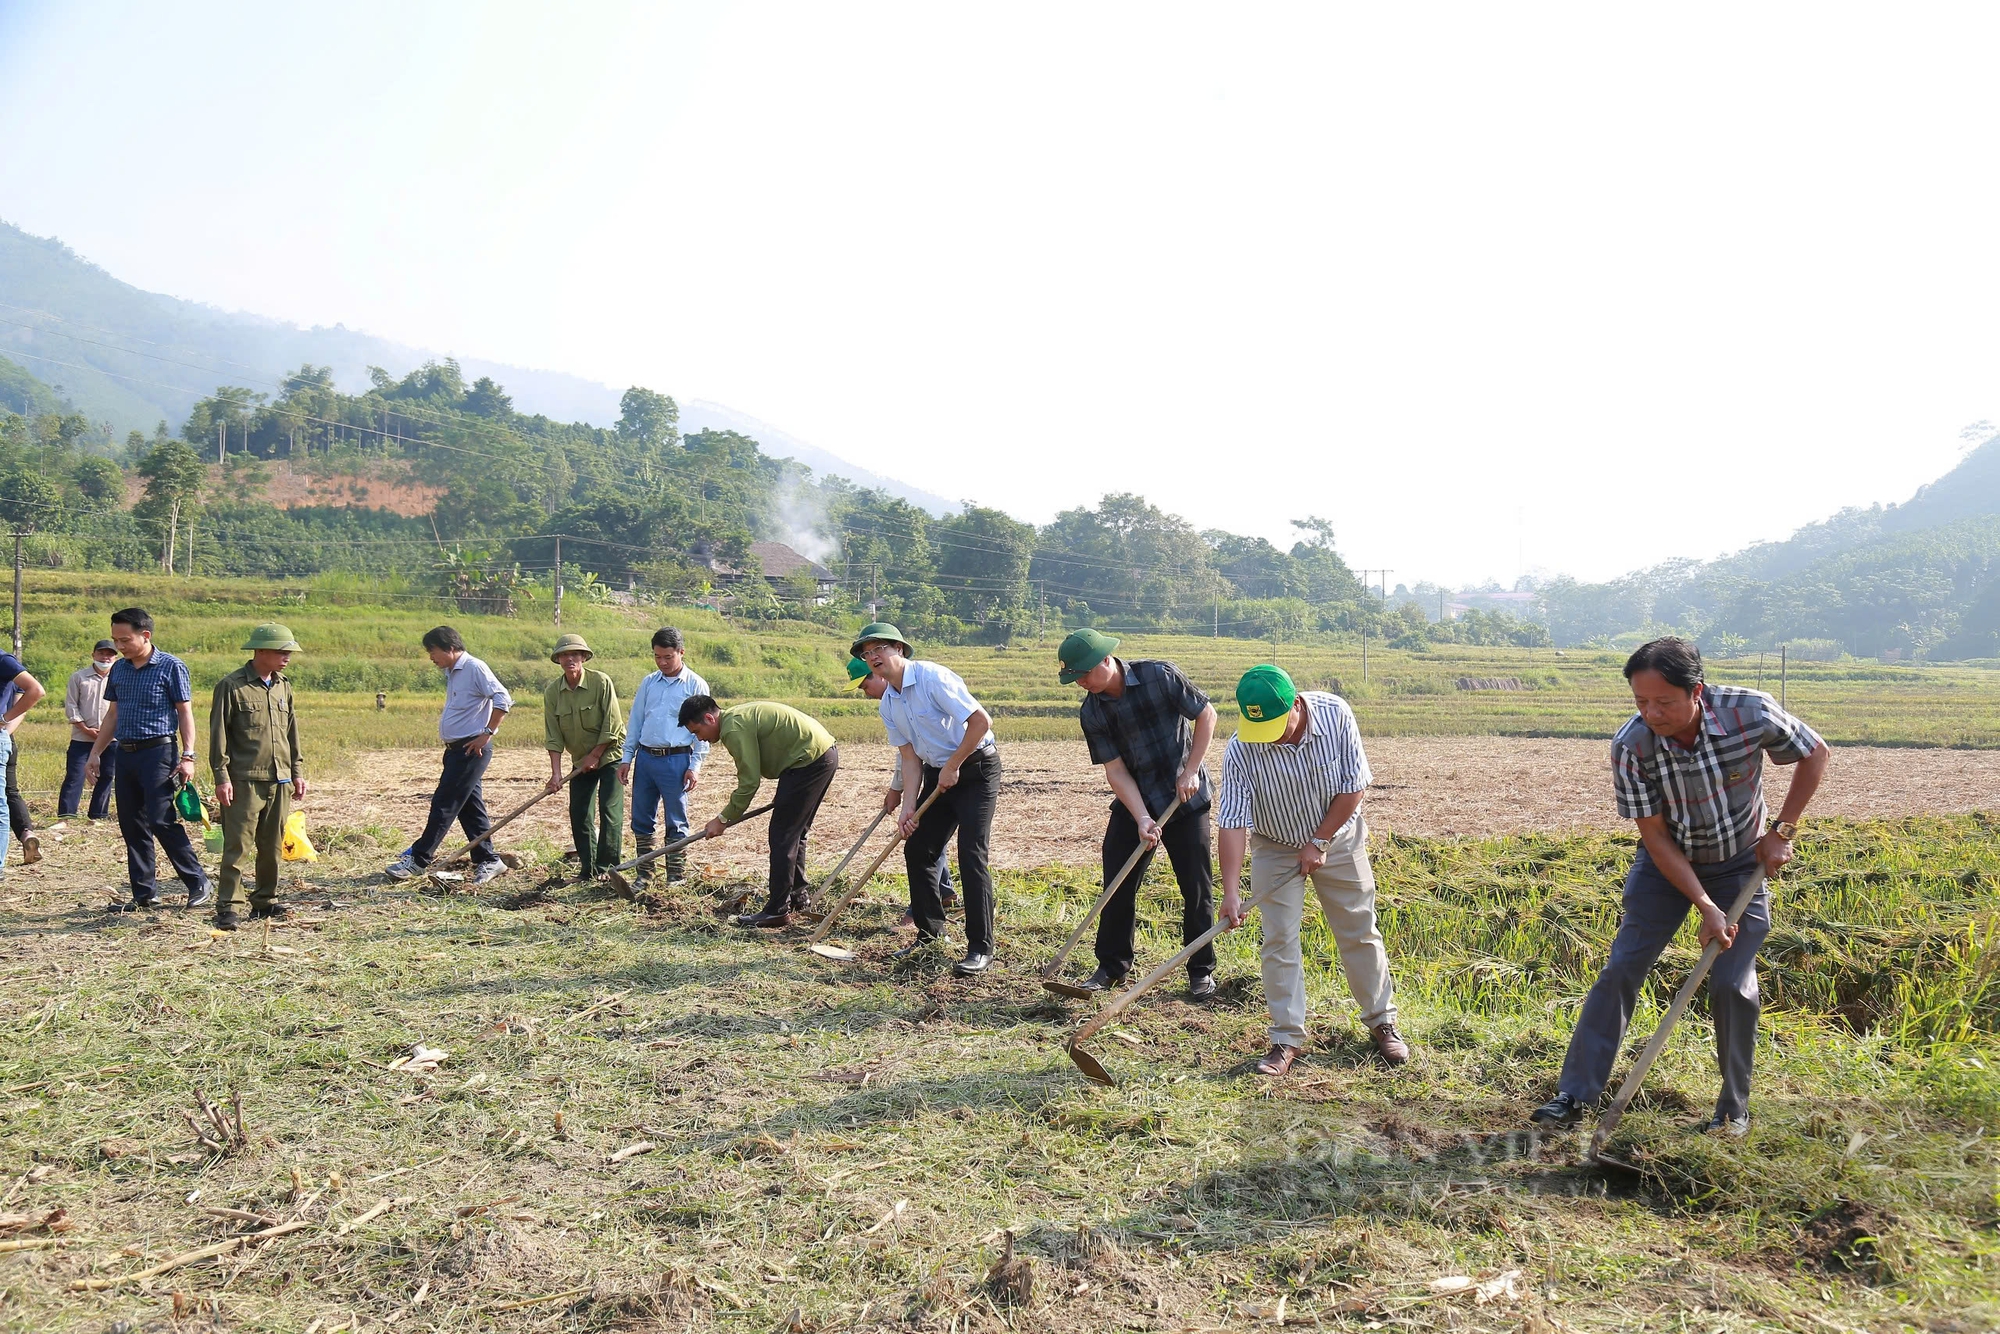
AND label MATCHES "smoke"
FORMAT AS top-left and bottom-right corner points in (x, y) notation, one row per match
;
(774, 473), (836, 564)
